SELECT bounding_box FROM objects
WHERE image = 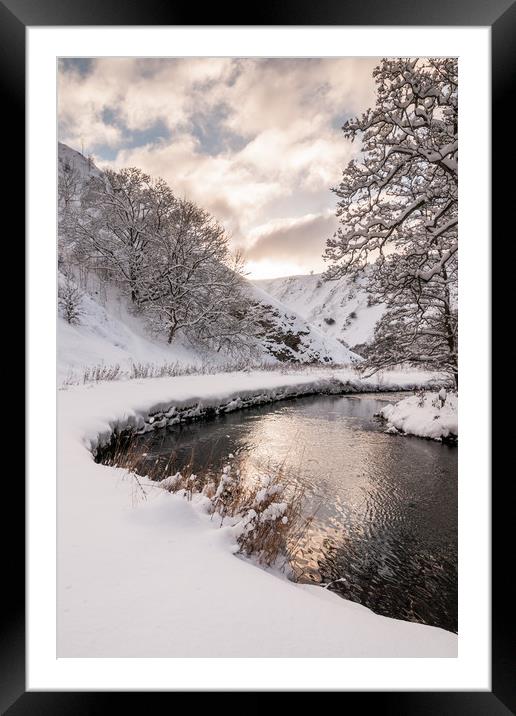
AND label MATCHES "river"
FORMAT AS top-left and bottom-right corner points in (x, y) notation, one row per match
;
(108, 392), (457, 633)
